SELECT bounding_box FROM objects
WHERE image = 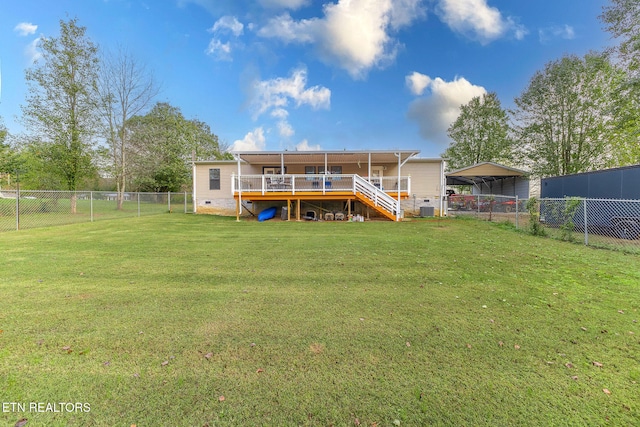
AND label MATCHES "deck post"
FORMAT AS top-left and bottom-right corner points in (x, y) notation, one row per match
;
(296, 198), (301, 221)
(236, 197), (240, 221)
